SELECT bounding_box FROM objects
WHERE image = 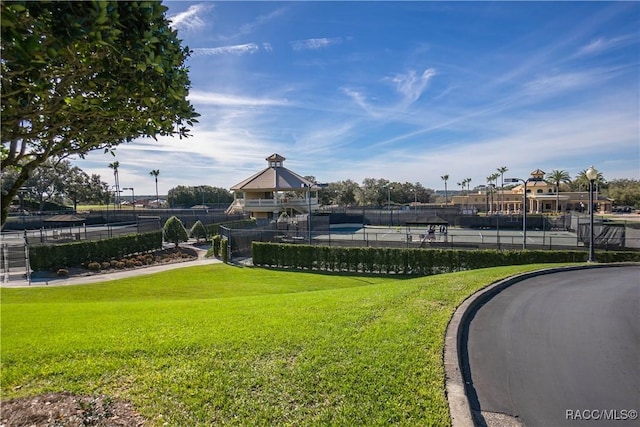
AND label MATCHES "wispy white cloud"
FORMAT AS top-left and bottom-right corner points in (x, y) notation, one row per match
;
(523, 72), (596, 96)
(390, 68), (437, 103)
(341, 87), (380, 118)
(263, 43), (273, 52)
(341, 67), (437, 119)
(168, 3), (212, 31)
(575, 34), (636, 57)
(192, 44), (260, 56)
(291, 37), (343, 51)
(334, 101), (638, 190)
(188, 90), (289, 107)
(237, 7), (288, 38)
